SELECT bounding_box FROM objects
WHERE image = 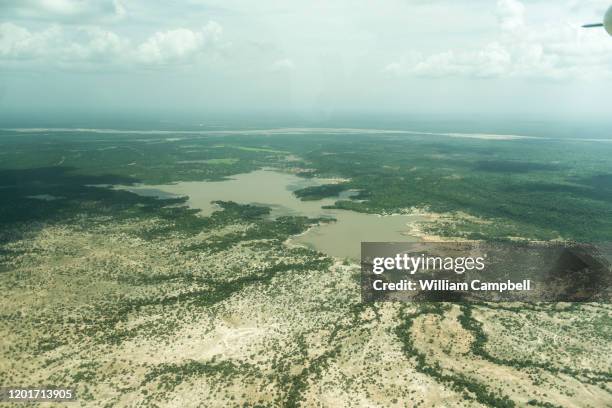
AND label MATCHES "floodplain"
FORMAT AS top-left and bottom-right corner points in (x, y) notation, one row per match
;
(0, 125), (610, 407)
